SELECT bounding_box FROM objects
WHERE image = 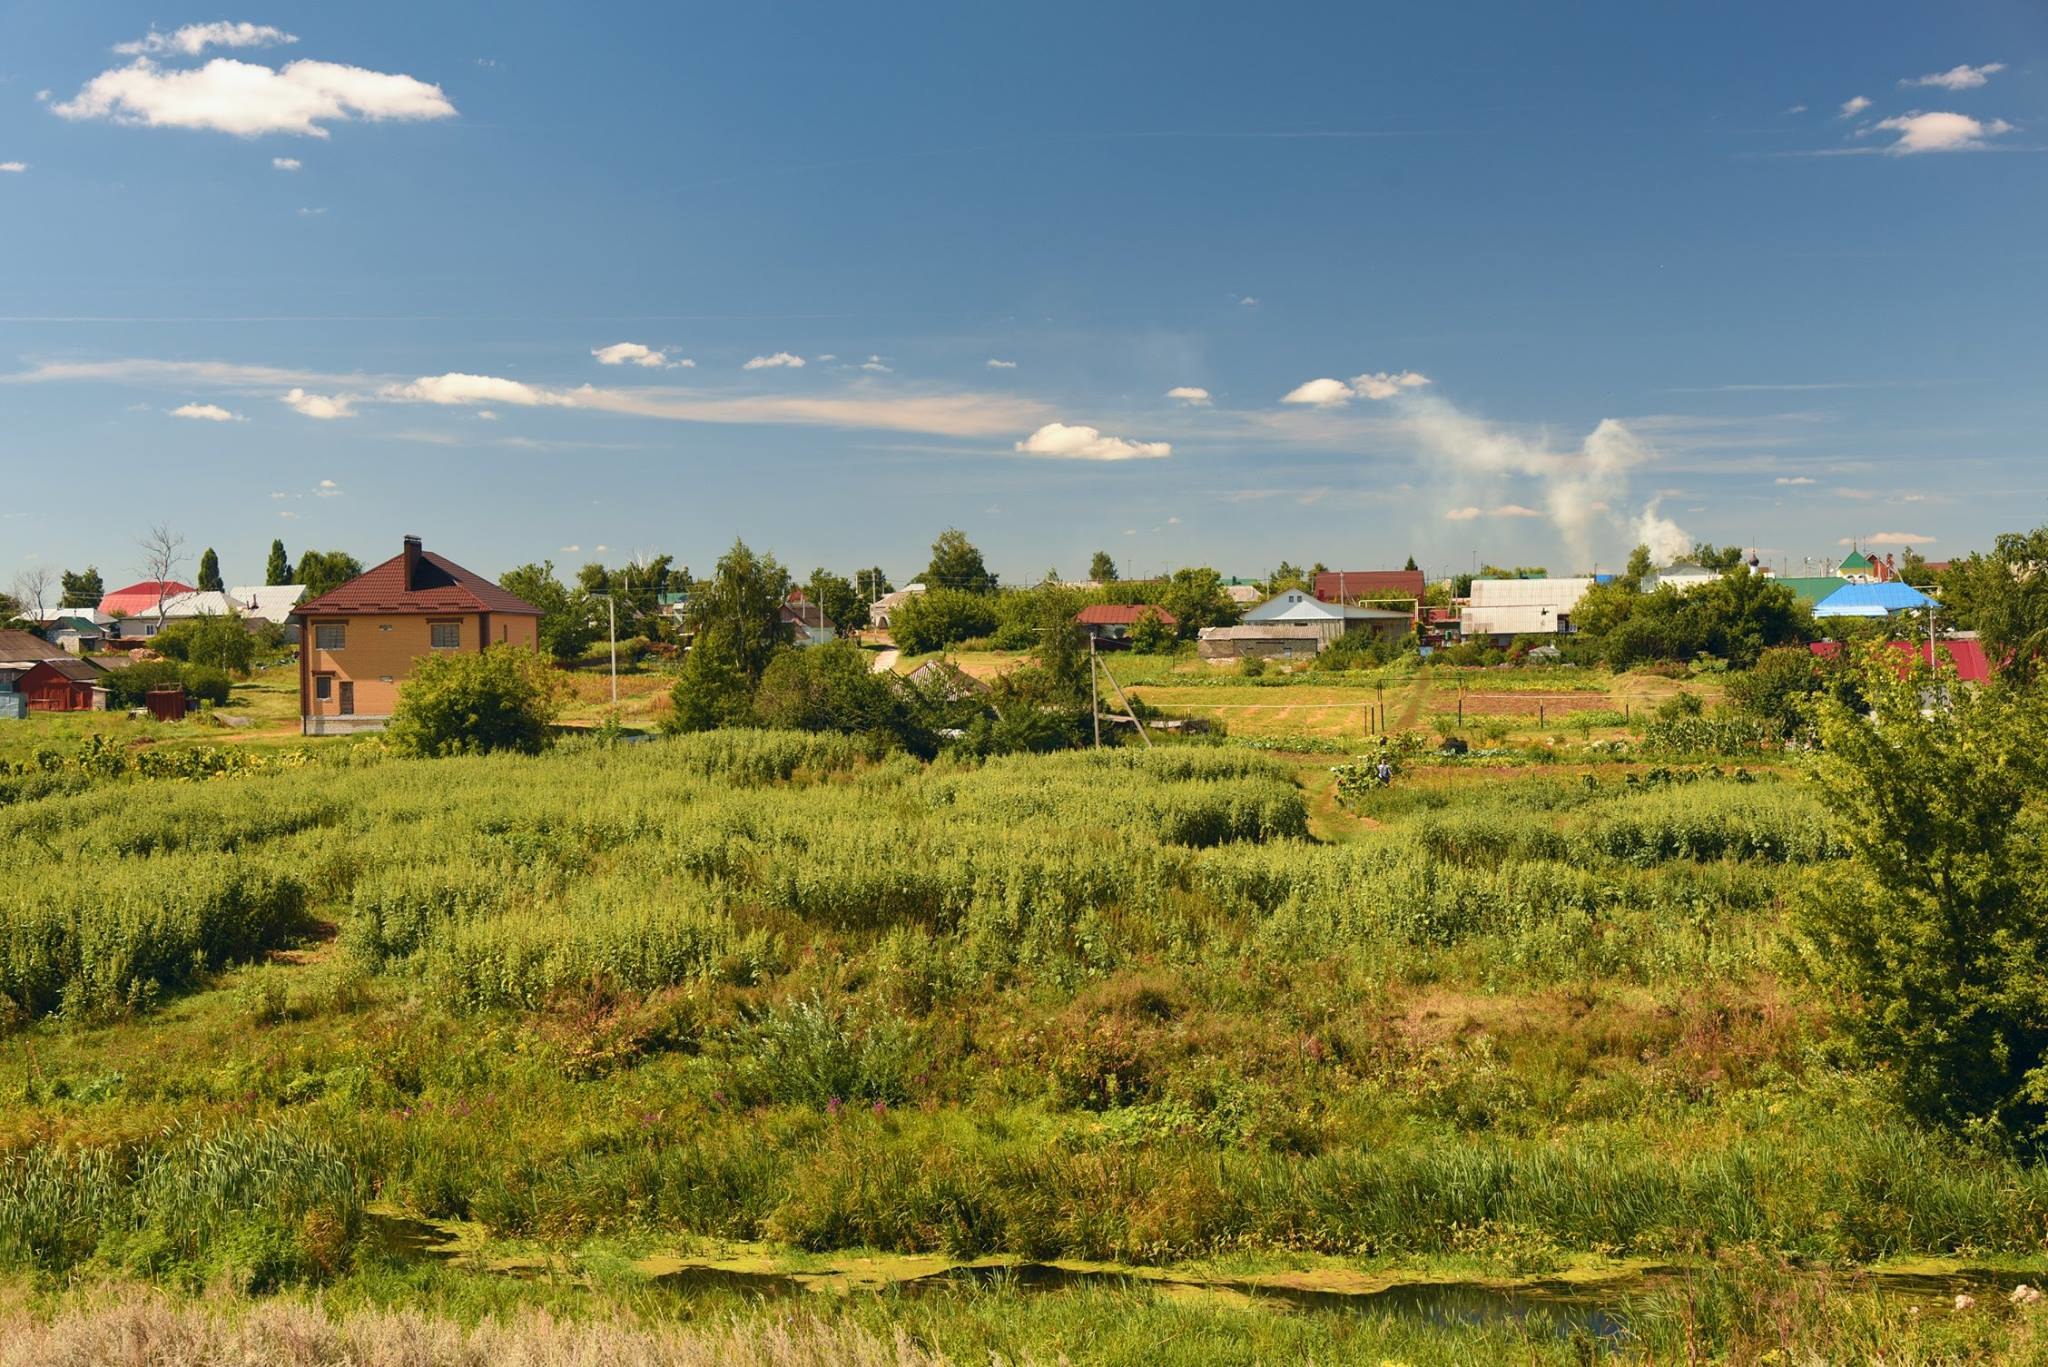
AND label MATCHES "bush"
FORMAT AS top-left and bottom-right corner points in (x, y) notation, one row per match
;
(104, 660), (187, 709)
(888, 588), (999, 655)
(385, 645), (566, 757)
(1725, 646), (1822, 740)
(753, 640), (934, 756)
(182, 666), (232, 707)
(149, 614), (255, 675)
(664, 648), (755, 734)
